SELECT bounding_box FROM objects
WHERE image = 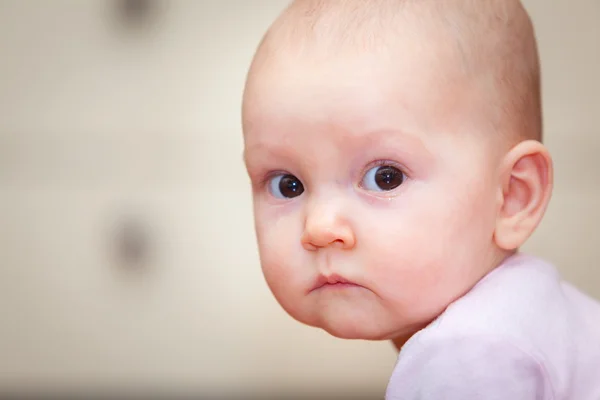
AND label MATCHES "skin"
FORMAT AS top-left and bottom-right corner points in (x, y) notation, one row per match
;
(242, 0), (553, 350)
